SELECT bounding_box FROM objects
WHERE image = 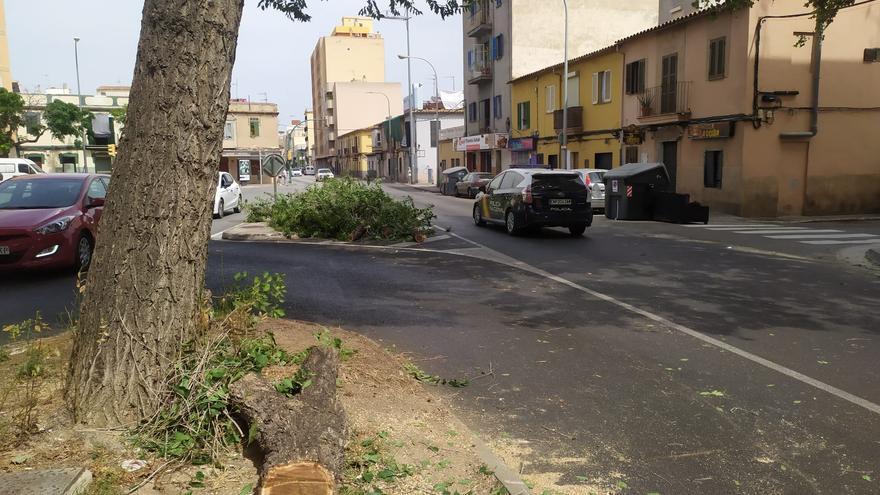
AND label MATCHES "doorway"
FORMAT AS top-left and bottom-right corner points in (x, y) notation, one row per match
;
(662, 141), (678, 191)
(548, 154), (558, 169)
